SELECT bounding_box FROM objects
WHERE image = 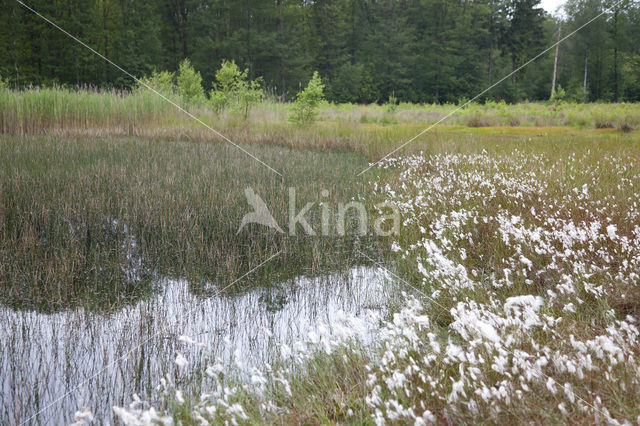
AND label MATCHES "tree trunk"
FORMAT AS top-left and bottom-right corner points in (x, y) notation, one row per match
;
(350, 0), (356, 63)
(13, 4), (19, 85)
(247, 1), (252, 79)
(613, 8), (619, 102)
(583, 46), (588, 102)
(277, 0), (285, 99)
(550, 24), (561, 99)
